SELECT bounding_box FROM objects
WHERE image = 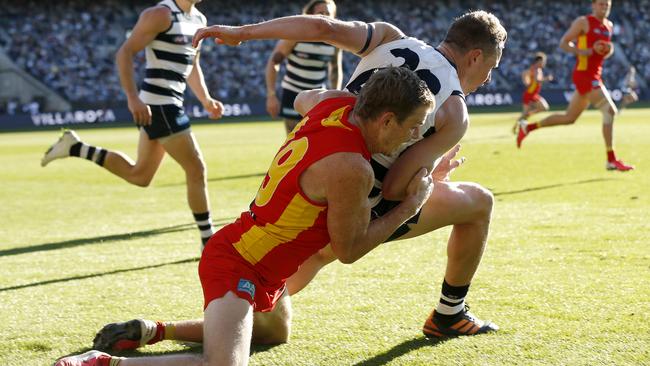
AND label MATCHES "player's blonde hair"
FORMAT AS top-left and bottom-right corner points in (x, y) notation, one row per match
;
(302, 0), (336, 17)
(354, 67), (434, 124)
